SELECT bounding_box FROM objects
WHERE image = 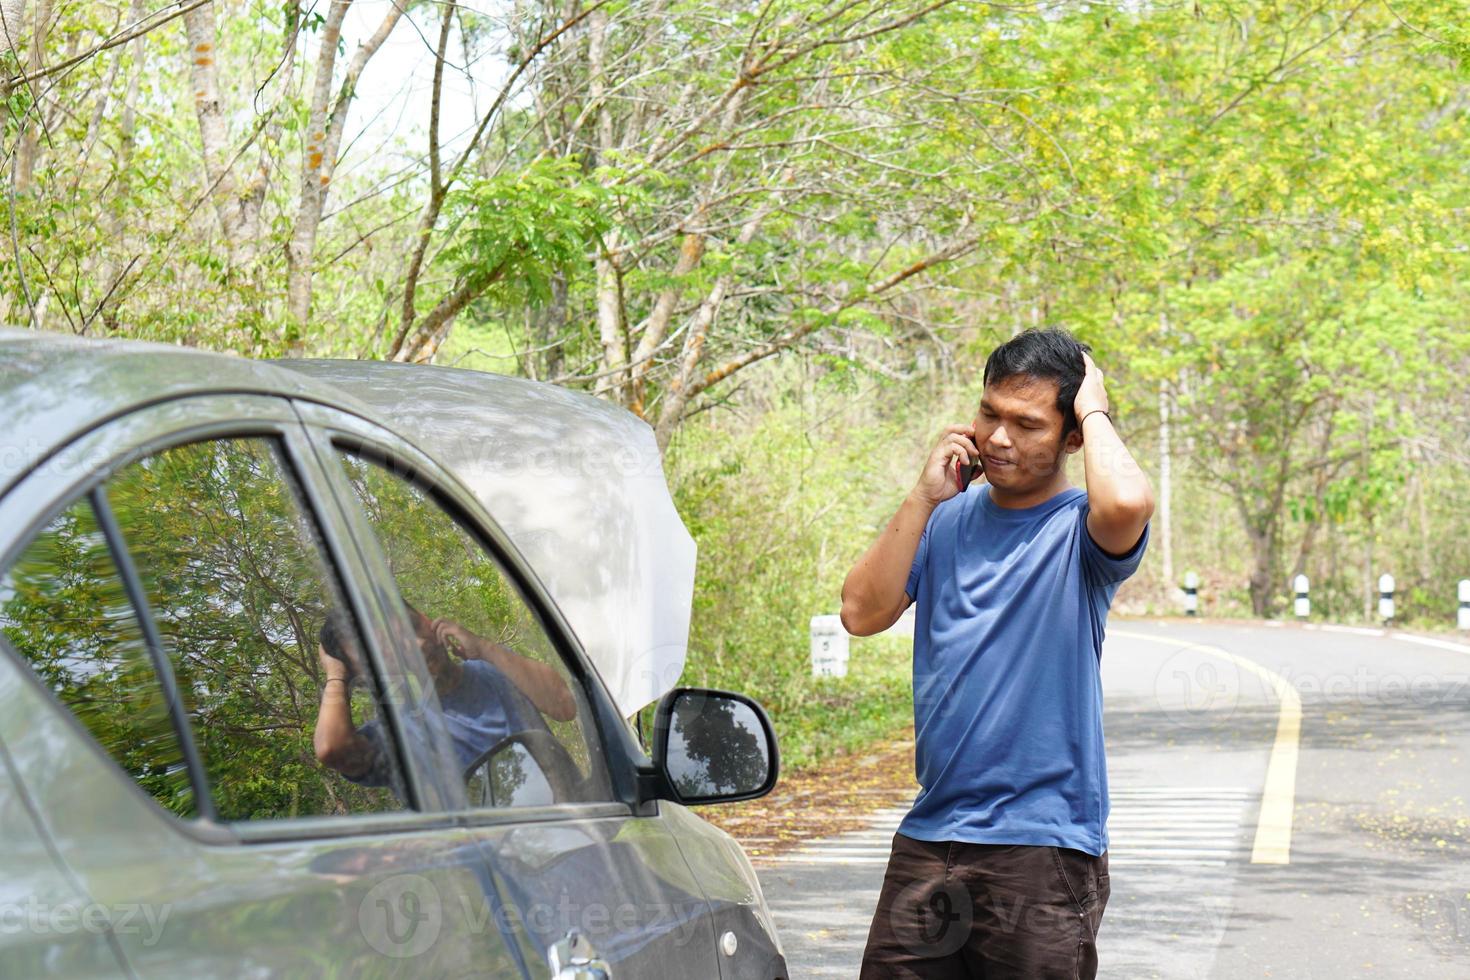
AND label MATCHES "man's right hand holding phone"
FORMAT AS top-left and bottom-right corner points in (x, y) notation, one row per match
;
(912, 424), (984, 509)
(843, 422), (983, 635)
